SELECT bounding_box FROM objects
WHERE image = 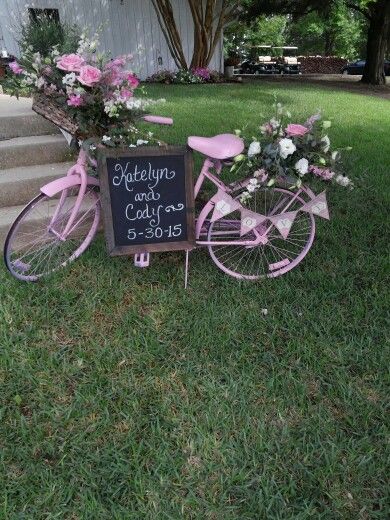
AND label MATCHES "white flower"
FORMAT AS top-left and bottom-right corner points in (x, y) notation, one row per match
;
(335, 174), (351, 187)
(248, 141), (261, 158)
(269, 118), (280, 129)
(129, 144), (136, 148)
(136, 139), (149, 146)
(247, 184), (256, 193)
(261, 308), (268, 316)
(249, 178), (258, 186)
(295, 158), (309, 176)
(102, 135), (111, 143)
(62, 72), (77, 86)
(331, 151), (339, 161)
(36, 77), (45, 89)
(321, 135), (331, 153)
(90, 145), (96, 151)
(279, 138), (296, 159)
